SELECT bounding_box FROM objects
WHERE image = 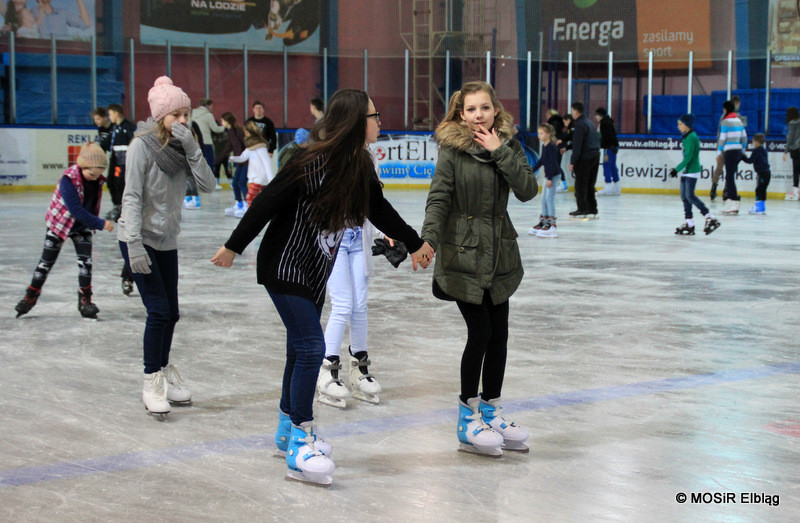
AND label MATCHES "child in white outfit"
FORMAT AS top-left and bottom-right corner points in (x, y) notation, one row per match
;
(230, 121), (275, 217)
